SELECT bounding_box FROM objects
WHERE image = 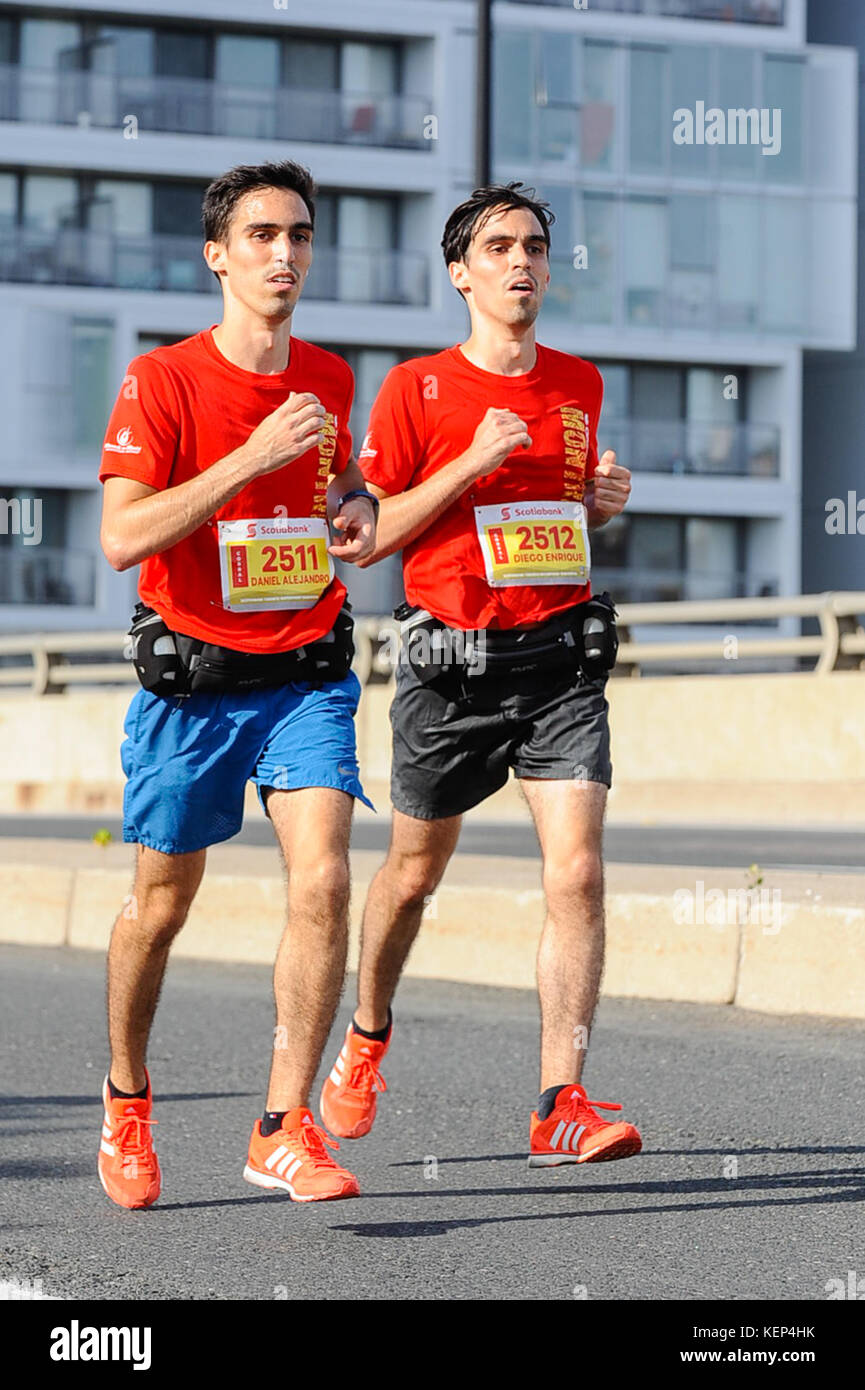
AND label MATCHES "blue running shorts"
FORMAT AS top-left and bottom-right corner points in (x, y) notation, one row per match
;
(121, 671), (372, 854)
